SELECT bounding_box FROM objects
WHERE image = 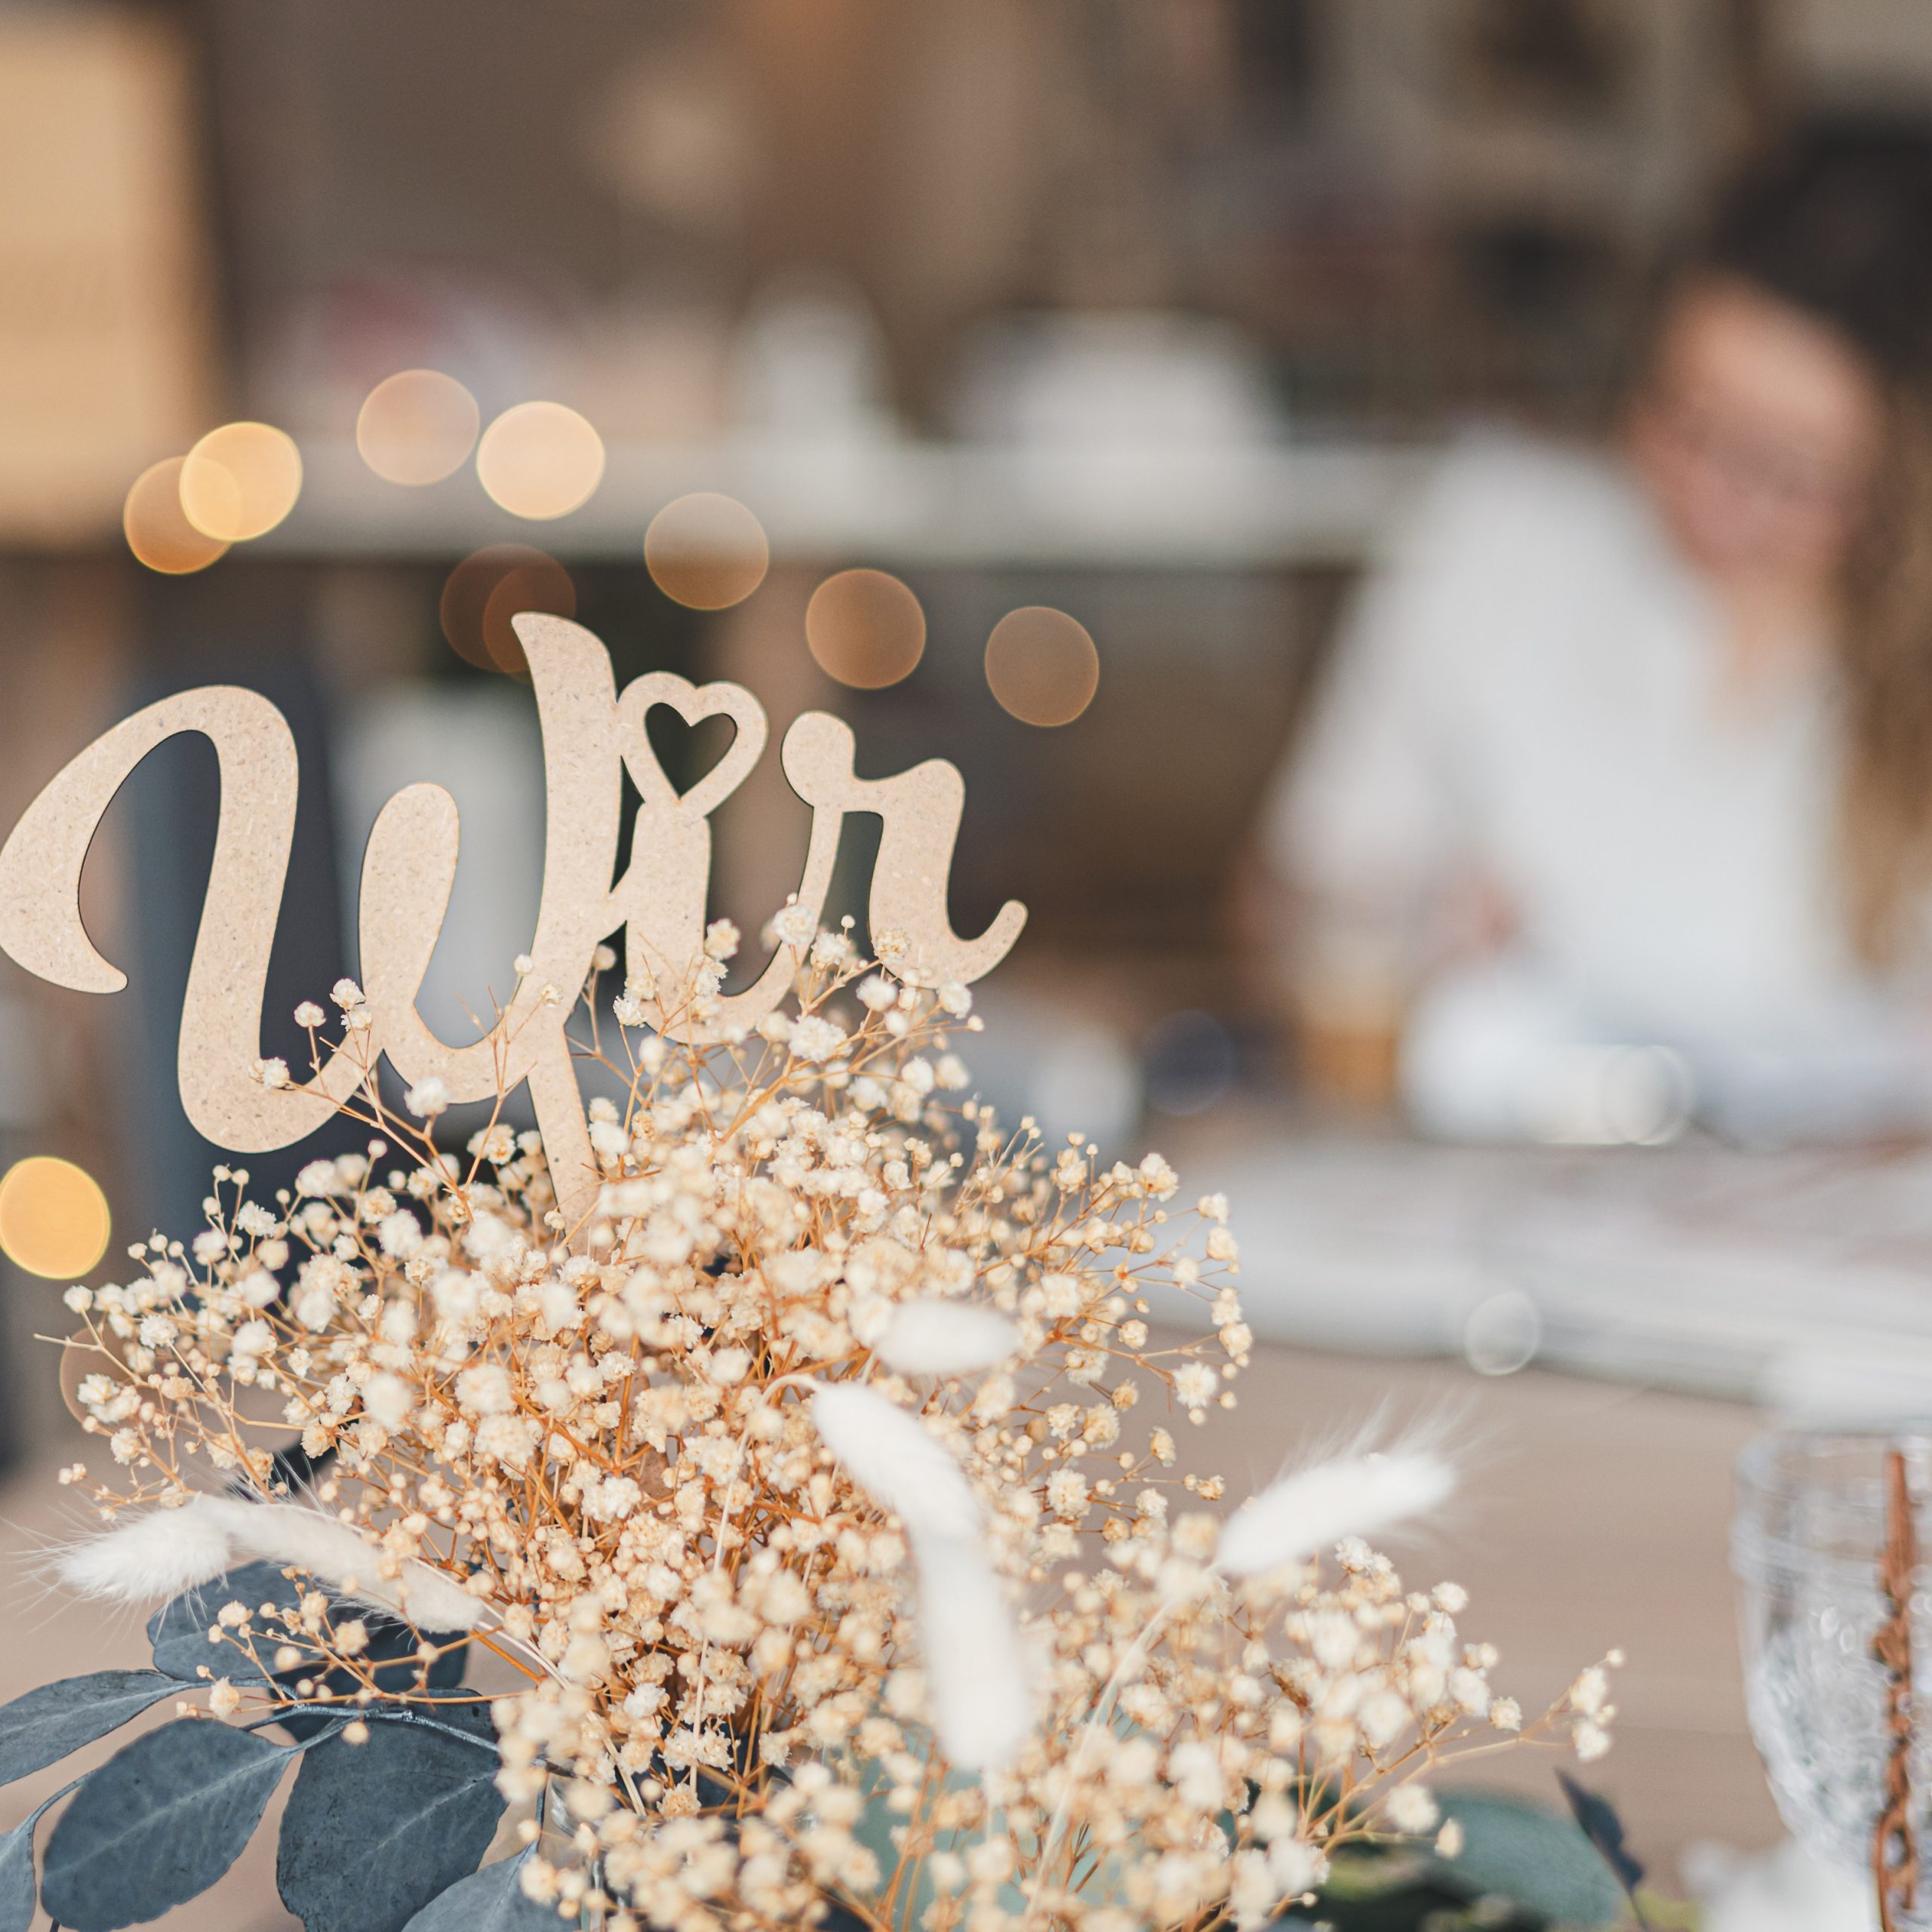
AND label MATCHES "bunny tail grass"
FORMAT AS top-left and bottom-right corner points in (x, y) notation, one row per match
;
(57, 1491), (481, 1629)
(1215, 1447), (1456, 1578)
